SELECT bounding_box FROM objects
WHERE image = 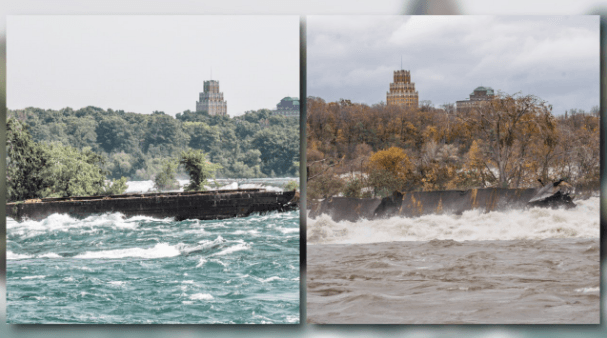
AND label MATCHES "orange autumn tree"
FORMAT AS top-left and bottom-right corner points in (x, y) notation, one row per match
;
(418, 142), (459, 191)
(452, 139), (496, 189)
(306, 95), (599, 197)
(366, 147), (416, 196)
(459, 94), (553, 188)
